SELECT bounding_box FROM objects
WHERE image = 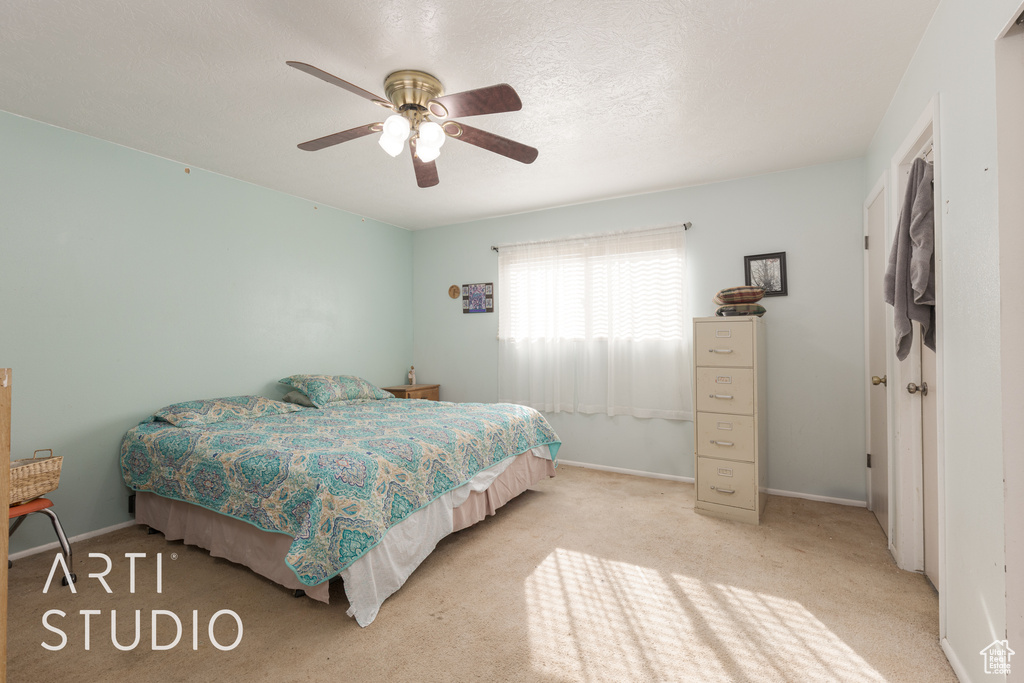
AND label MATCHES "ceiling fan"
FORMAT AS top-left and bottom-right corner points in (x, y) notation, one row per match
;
(286, 61), (538, 188)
